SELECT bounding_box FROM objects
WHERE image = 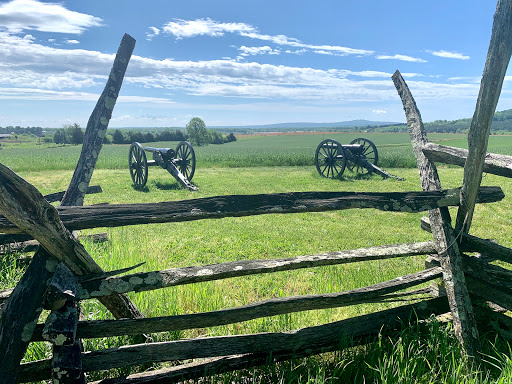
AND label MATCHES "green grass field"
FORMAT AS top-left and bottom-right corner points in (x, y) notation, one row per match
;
(2, 133), (512, 383)
(3, 132), (512, 172)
